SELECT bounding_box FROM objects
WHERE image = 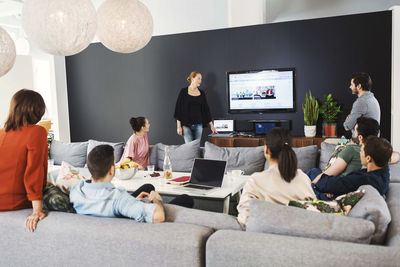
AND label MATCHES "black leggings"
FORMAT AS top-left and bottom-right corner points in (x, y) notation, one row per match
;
(130, 184), (194, 208)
